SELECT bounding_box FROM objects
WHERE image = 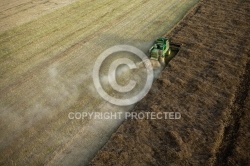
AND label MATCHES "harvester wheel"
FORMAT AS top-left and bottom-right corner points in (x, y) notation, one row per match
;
(167, 49), (171, 56)
(159, 56), (165, 65)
